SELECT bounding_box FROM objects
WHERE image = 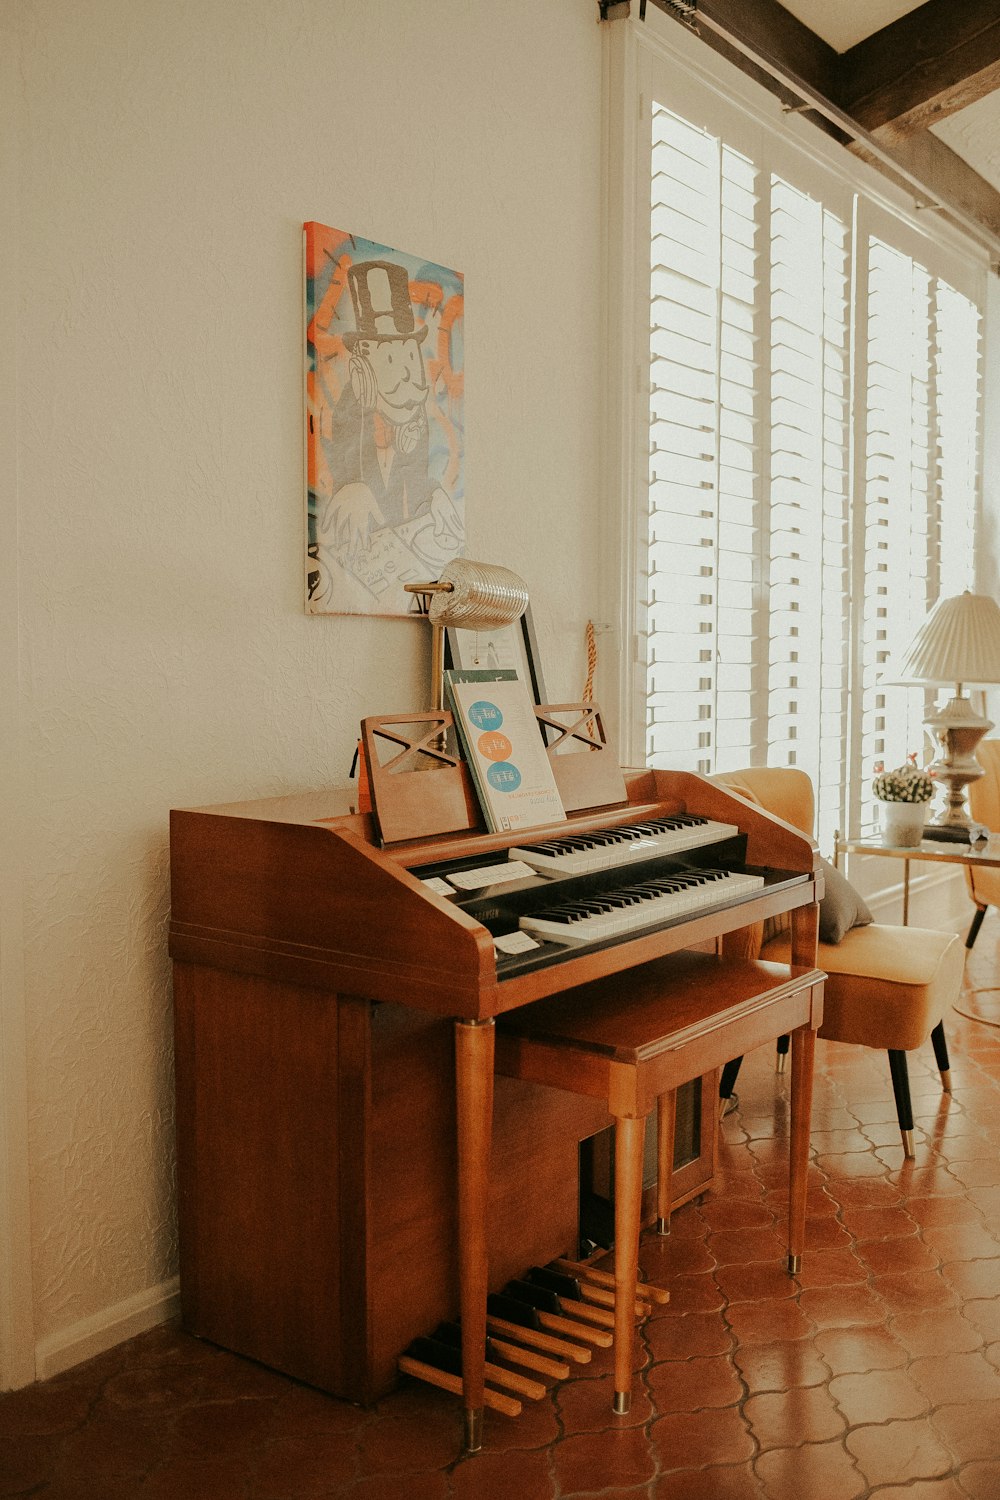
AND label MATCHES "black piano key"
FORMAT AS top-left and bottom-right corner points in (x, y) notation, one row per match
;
(486, 1294), (543, 1329)
(528, 1266), (582, 1300)
(407, 1336), (463, 1377)
(505, 1279), (563, 1314)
